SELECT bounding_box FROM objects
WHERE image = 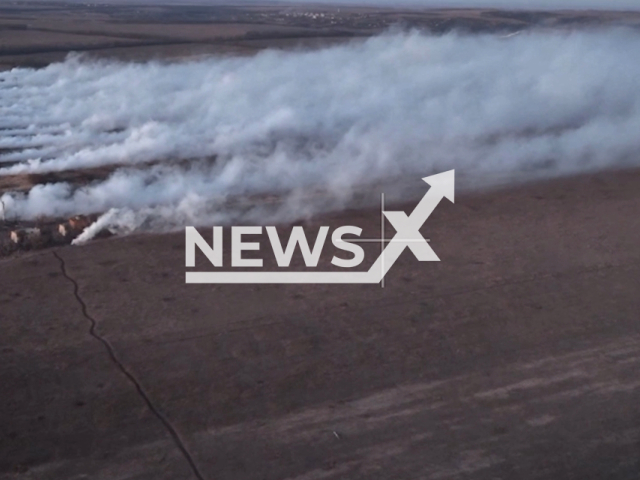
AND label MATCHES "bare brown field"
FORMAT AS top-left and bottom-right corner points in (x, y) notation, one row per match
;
(0, 29), (139, 50)
(1, 169), (639, 479)
(2, 2), (640, 68)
